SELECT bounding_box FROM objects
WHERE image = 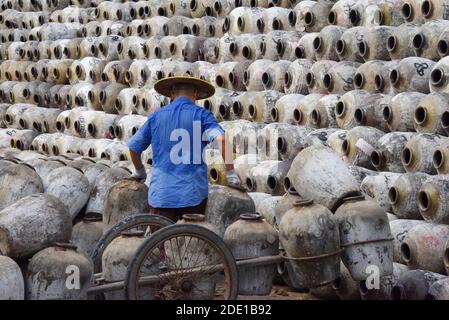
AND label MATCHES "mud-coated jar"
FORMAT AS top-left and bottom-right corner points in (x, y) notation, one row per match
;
(335, 196), (394, 281)
(279, 200), (340, 289)
(224, 213), (279, 295)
